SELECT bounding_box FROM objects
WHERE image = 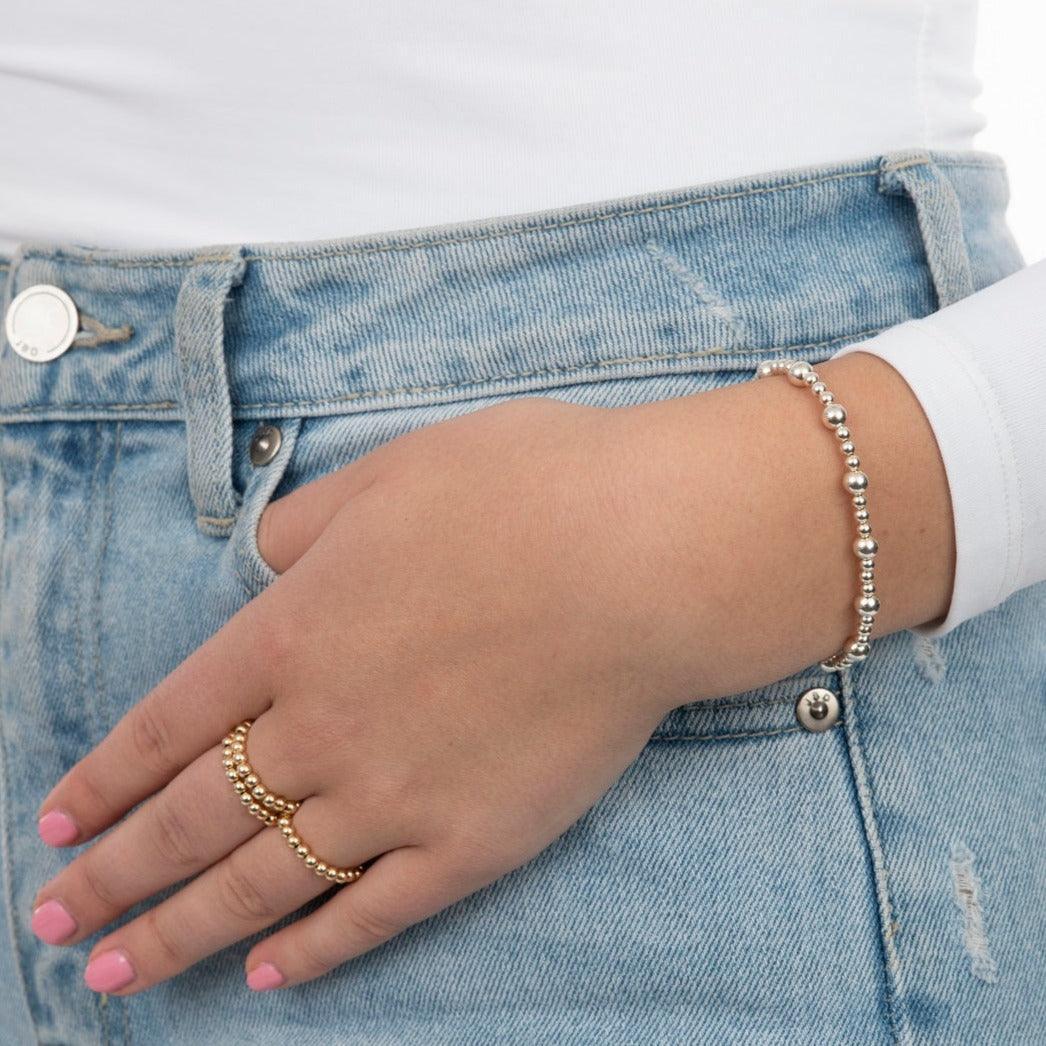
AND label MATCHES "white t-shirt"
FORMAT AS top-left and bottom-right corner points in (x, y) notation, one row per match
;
(1, 0), (1043, 636)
